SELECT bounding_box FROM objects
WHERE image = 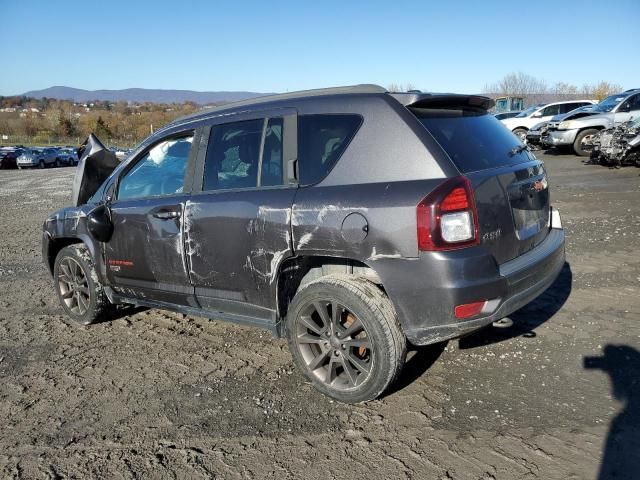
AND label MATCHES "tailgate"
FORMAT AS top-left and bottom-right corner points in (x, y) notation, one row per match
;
(410, 103), (551, 264)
